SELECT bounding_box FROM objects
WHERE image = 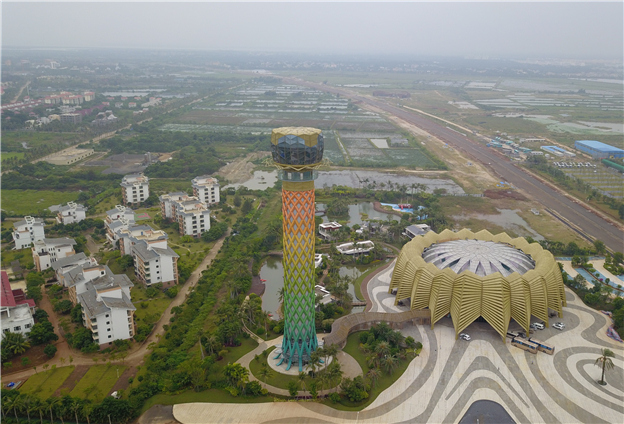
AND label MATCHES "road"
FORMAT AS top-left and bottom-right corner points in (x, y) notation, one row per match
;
(282, 77), (624, 253)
